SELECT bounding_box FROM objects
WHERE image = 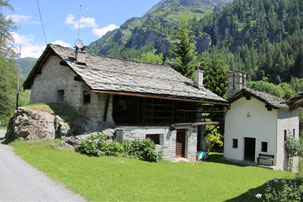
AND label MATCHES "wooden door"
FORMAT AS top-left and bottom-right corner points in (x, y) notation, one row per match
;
(244, 138), (256, 162)
(176, 130), (186, 158)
